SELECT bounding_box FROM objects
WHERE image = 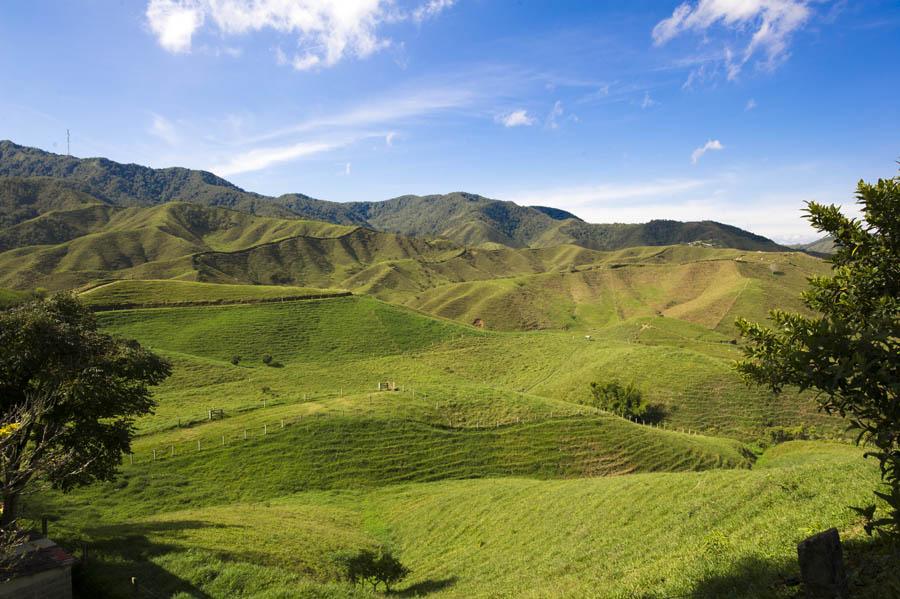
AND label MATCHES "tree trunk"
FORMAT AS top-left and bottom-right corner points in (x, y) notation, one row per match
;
(0, 492), (18, 529)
